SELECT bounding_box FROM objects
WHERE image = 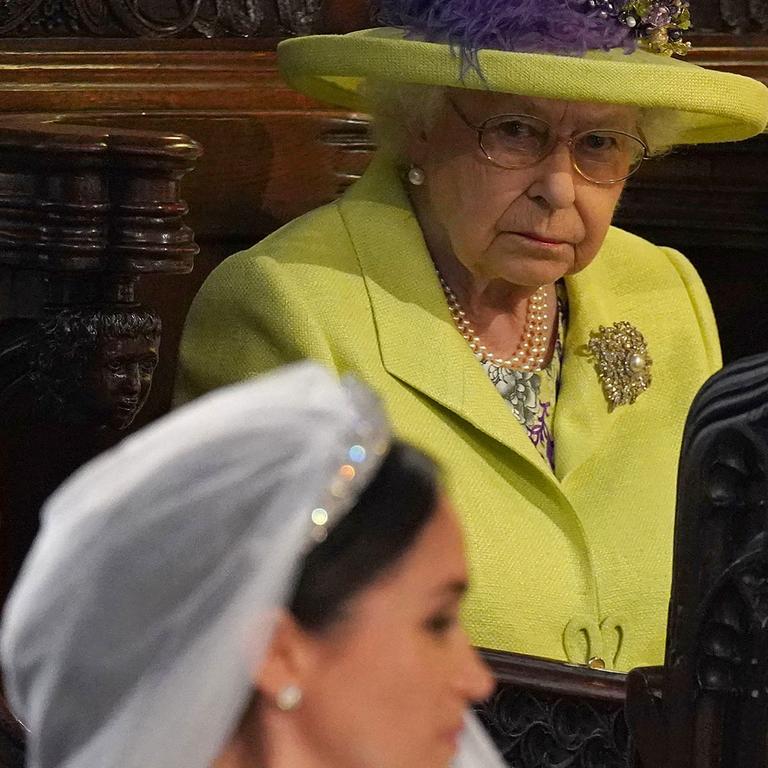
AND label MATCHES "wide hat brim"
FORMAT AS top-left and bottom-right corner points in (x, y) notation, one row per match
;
(278, 27), (768, 145)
